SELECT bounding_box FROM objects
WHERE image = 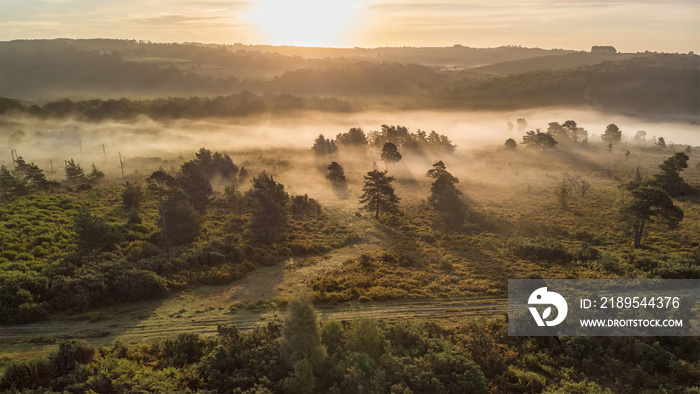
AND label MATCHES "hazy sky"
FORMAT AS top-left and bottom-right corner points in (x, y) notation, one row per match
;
(1, 0), (698, 52)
